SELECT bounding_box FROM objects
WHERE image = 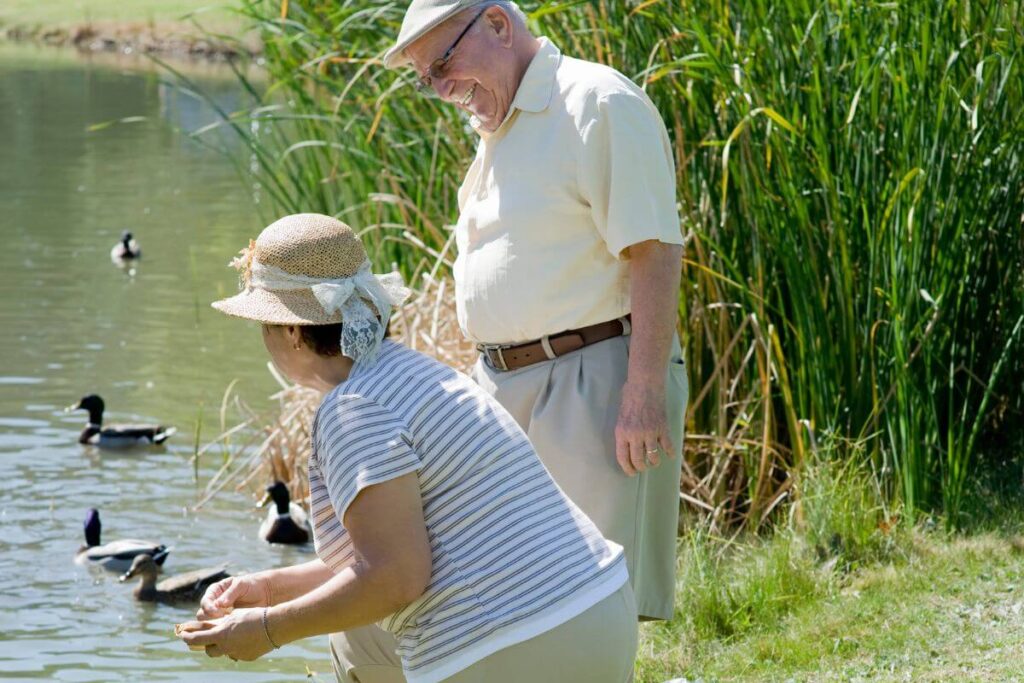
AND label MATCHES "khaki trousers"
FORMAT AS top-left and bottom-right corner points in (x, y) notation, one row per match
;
(473, 334), (688, 620)
(331, 583), (637, 683)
